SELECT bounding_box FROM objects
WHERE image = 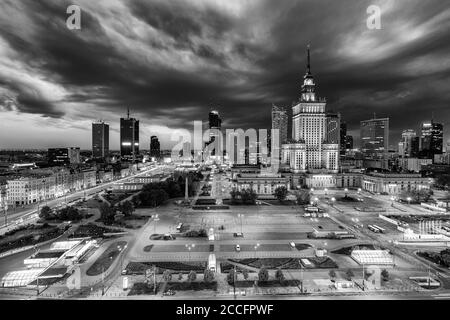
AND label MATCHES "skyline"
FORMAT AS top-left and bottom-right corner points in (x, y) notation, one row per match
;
(1, 0), (450, 150)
